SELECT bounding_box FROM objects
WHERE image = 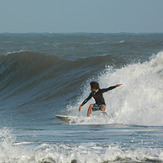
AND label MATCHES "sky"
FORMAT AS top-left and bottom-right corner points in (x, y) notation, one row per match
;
(0, 0), (163, 33)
